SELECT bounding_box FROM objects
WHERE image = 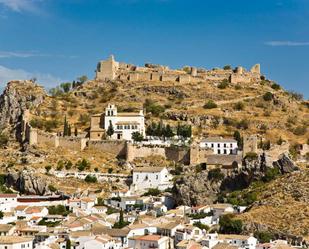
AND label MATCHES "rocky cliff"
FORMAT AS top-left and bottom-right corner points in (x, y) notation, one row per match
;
(0, 80), (46, 138)
(5, 168), (52, 195)
(174, 153), (298, 206)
